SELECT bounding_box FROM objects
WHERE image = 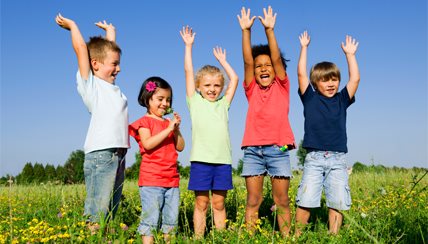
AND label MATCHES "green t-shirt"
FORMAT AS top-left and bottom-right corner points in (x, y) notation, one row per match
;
(187, 93), (232, 164)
